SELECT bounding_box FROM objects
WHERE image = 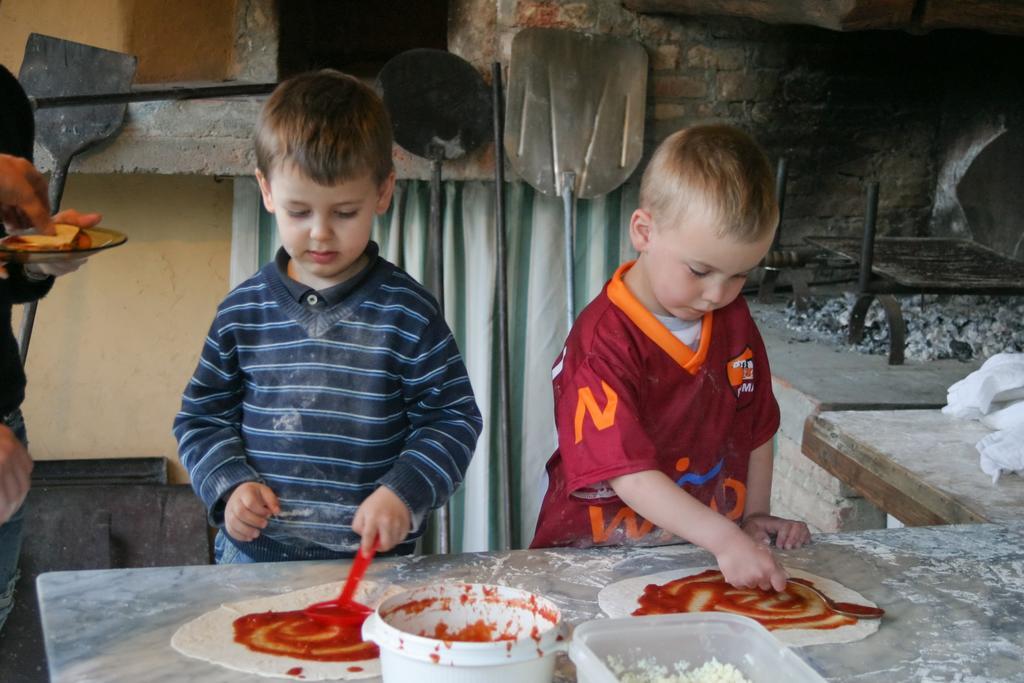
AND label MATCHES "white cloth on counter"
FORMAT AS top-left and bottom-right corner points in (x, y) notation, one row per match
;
(943, 353), (1024, 484)
(981, 399), (1024, 431)
(942, 353), (1024, 420)
(977, 422), (1024, 484)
